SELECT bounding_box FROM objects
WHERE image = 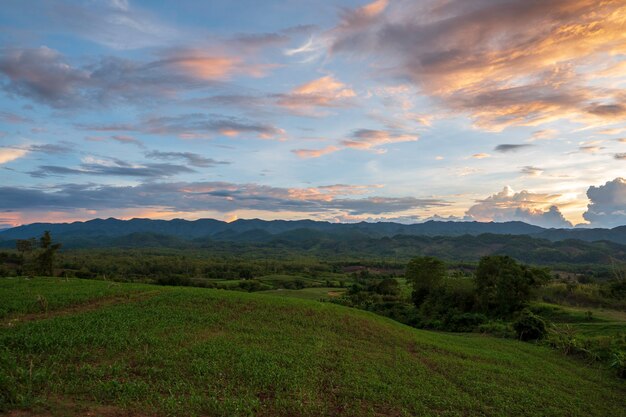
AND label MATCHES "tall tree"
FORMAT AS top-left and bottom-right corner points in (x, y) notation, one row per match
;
(36, 231), (62, 276)
(474, 255), (549, 316)
(406, 256), (447, 306)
